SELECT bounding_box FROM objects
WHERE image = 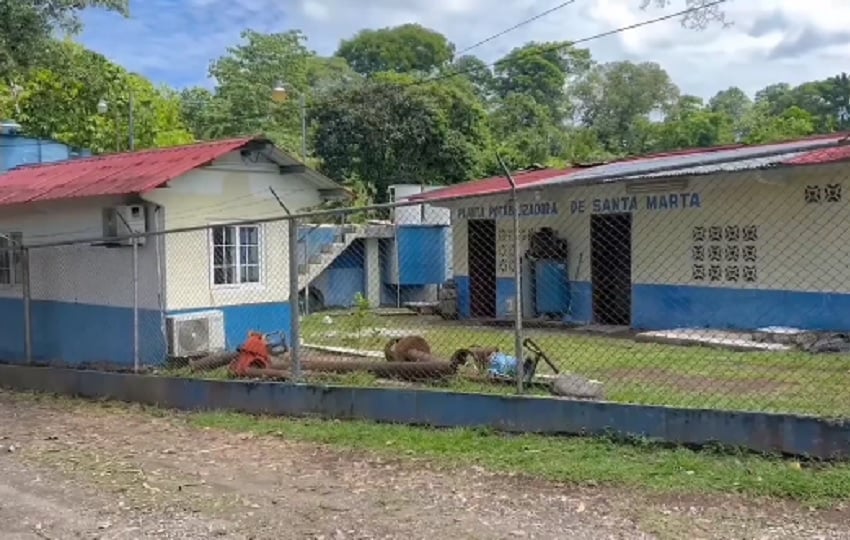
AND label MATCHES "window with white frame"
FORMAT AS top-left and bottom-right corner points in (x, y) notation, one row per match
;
(211, 225), (261, 286)
(0, 232), (23, 286)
